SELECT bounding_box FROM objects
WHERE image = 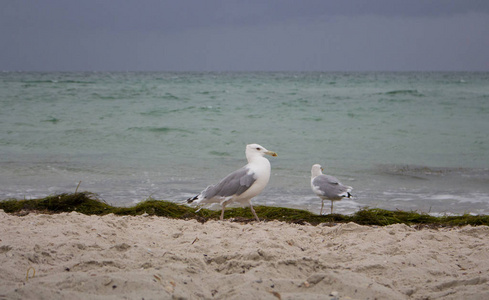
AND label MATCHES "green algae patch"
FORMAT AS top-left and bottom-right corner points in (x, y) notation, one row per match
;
(114, 199), (198, 218)
(2, 192), (489, 227)
(0, 192), (112, 215)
